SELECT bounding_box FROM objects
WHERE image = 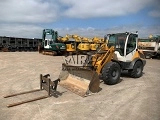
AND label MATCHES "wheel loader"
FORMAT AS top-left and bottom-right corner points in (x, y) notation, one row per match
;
(58, 32), (146, 97)
(4, 32), (146, 107)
